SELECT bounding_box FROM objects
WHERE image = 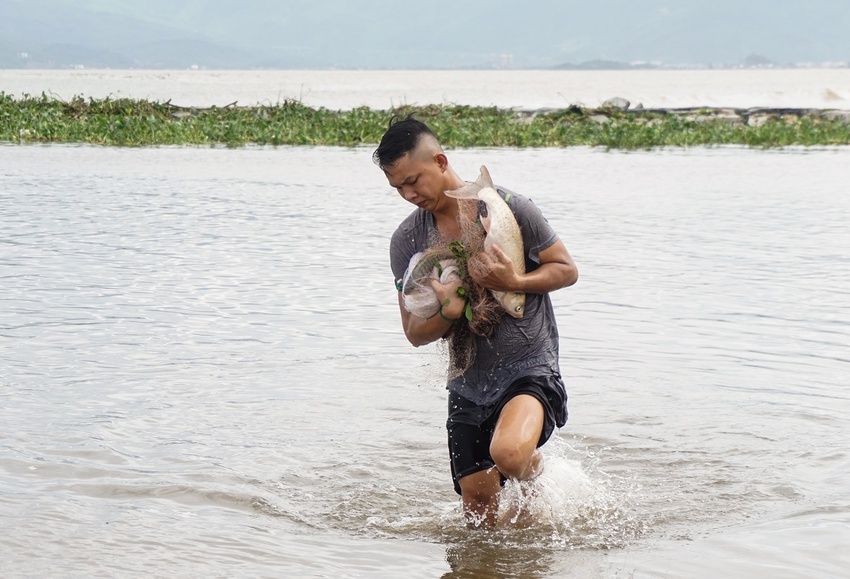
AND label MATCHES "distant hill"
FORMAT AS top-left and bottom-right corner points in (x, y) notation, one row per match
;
(2, 0), (848, 69)
(0, 0), (267, 69)
(554, 60), (661, 71)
